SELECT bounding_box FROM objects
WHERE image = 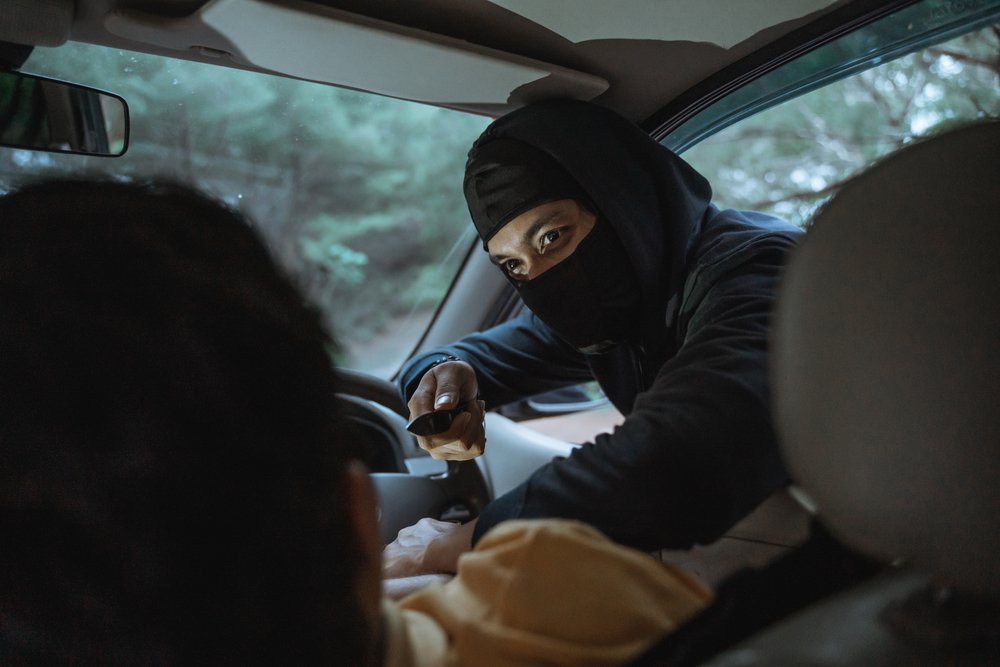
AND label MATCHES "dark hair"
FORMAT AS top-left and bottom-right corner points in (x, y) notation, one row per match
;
(0, 180), (370, 664)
